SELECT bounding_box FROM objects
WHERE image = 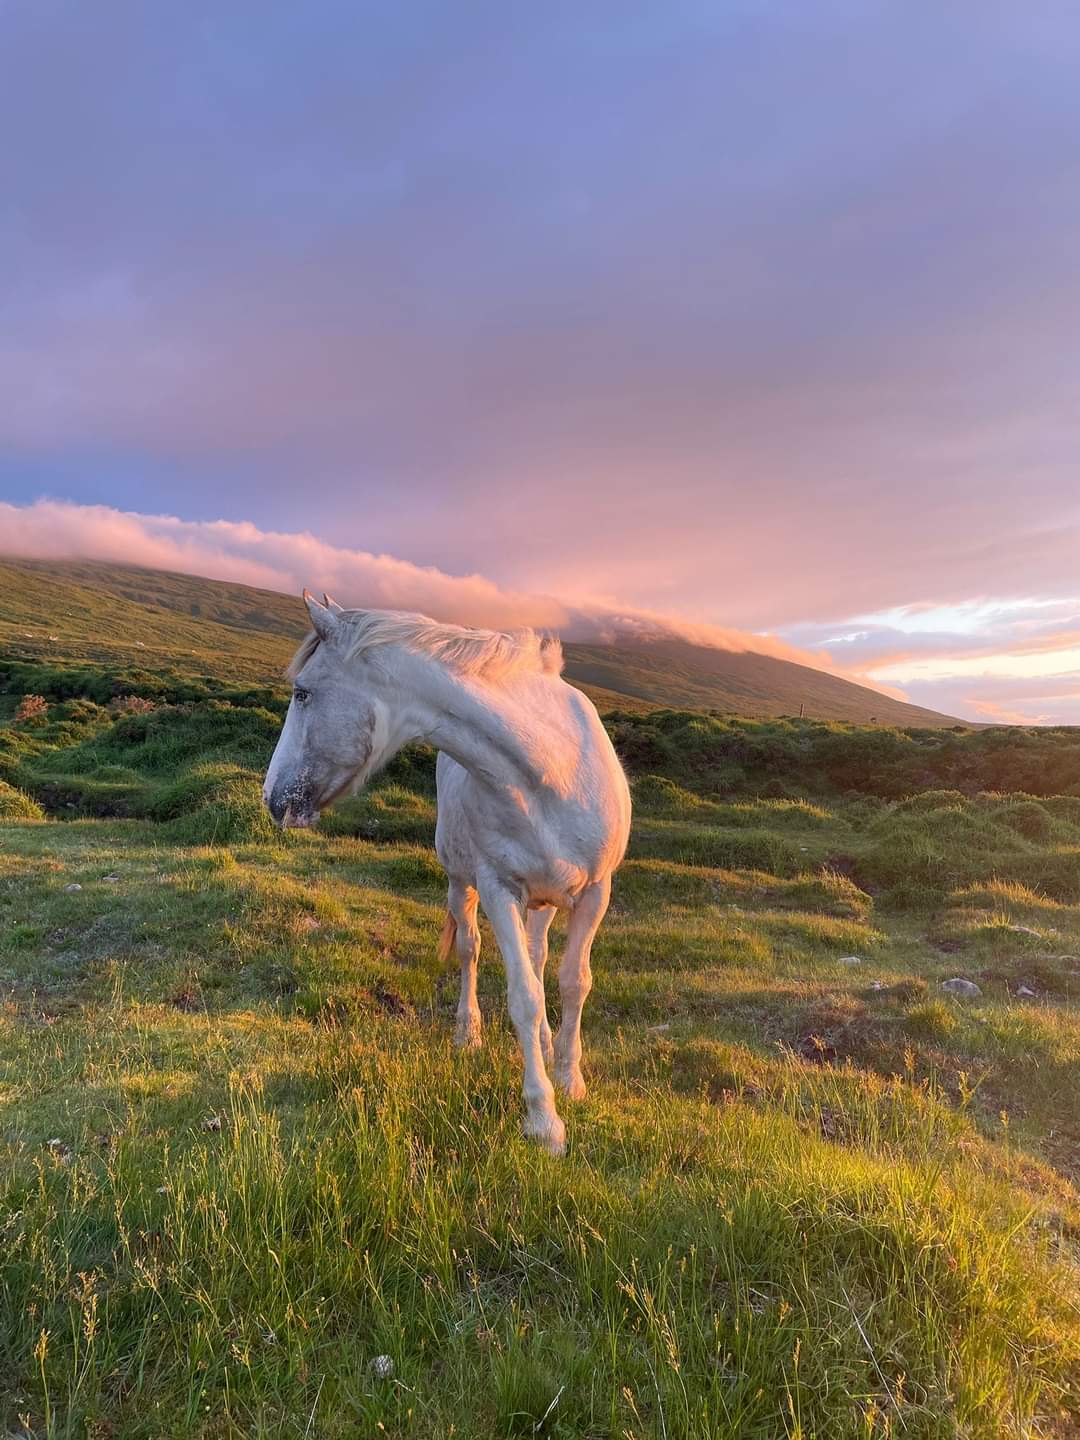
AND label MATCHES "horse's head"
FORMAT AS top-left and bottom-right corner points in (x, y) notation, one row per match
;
(263, 592), (391, 828)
